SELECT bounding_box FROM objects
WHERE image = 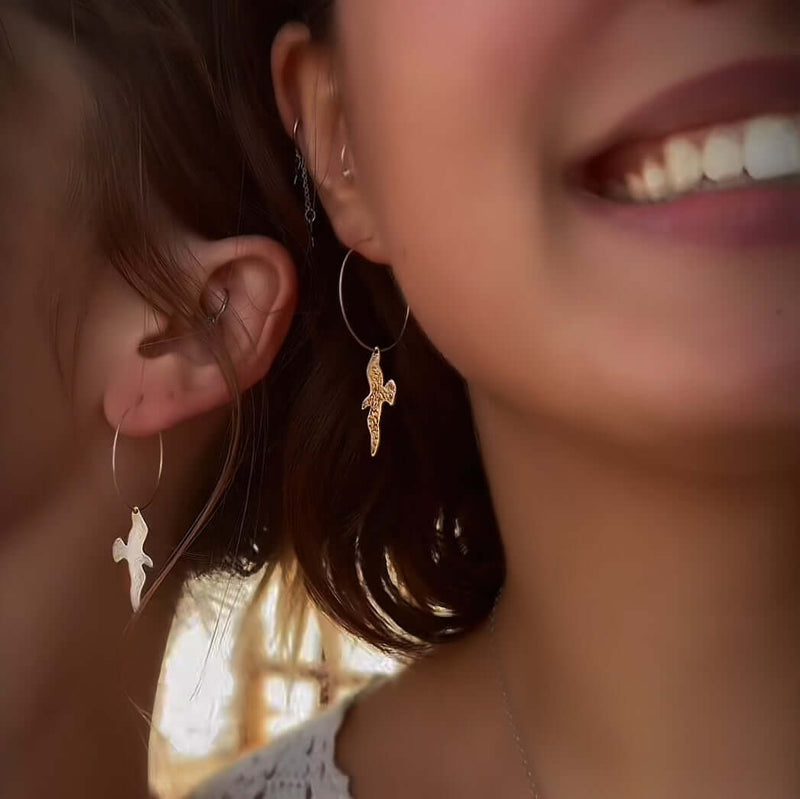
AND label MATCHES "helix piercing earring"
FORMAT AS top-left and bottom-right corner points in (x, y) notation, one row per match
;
(208, 289), (229, 325)
(111, 409), (163, 612)
(341, 144), (354, 181)
(339, 249), (410, 457)
(292, 118), (317, 249)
